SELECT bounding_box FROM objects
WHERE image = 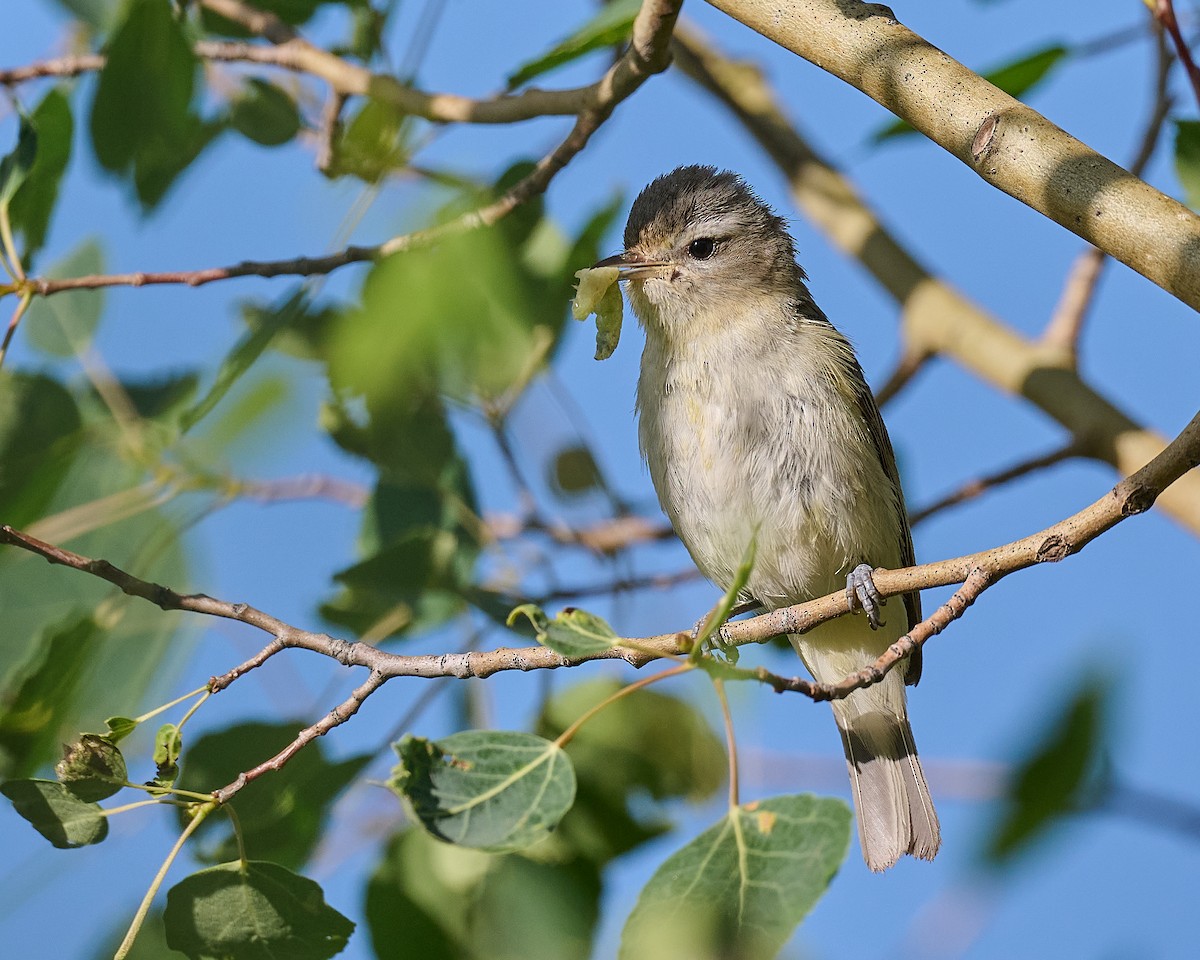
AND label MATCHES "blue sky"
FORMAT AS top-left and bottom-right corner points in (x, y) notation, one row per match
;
(2, 2), (1199, 958)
